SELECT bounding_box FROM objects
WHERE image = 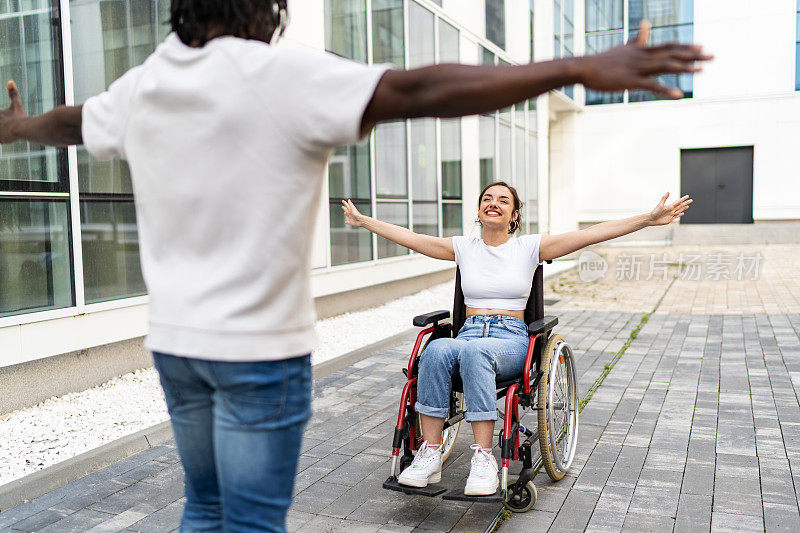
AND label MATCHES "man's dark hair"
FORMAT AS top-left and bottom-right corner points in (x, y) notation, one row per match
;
(170, 0), (287, 46)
